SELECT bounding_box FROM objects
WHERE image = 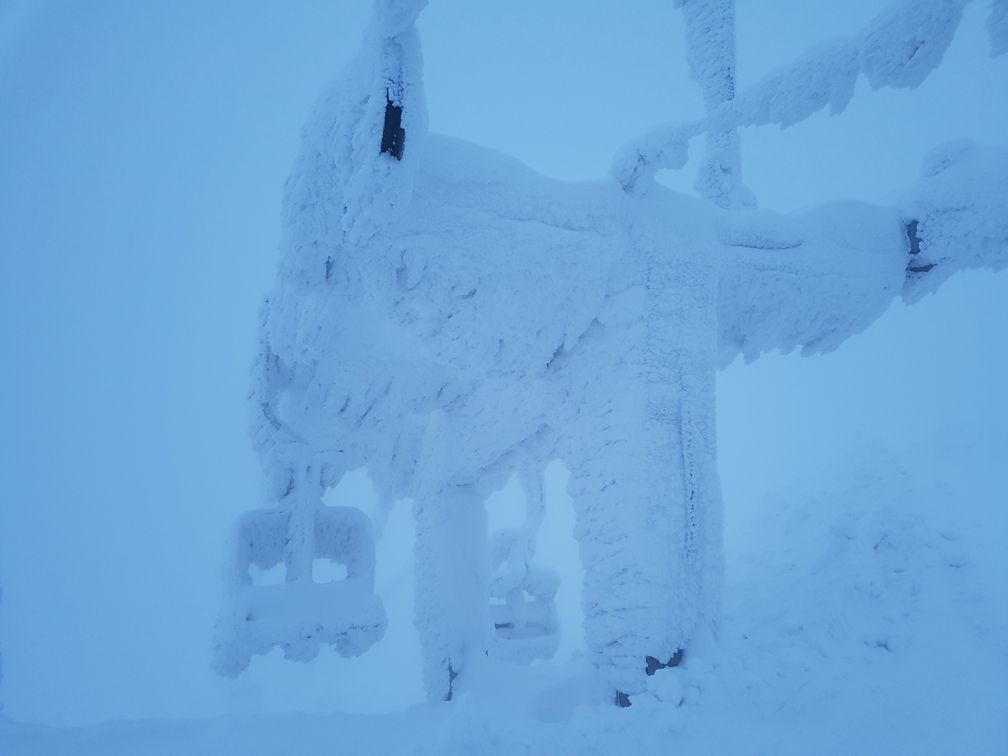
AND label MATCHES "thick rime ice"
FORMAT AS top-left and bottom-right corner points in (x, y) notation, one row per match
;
(715, 202), (906, 365)
(214, 504), (387, 676)
(216, 0), (1008, 701)
(614, 0), (979, 193)
(676, 0), (754, 209)
(900, 141), (1008, 303)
